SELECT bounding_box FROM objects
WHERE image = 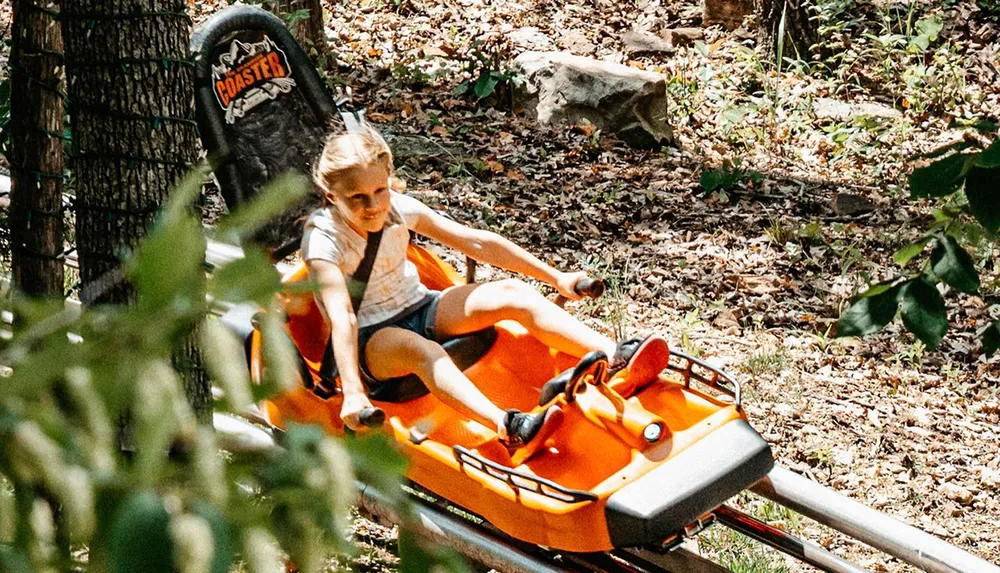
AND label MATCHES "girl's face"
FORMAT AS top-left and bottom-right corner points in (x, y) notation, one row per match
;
(328, 162), (392, 235)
